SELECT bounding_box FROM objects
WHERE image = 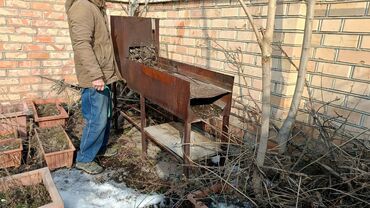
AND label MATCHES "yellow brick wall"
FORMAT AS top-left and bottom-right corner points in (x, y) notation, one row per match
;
(0, 0), (368, 138)
(138, 0), (369, 137)
(140, 0), (303, 127)
(0, 0), (75, 100)
(307, 0), (370, 136)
